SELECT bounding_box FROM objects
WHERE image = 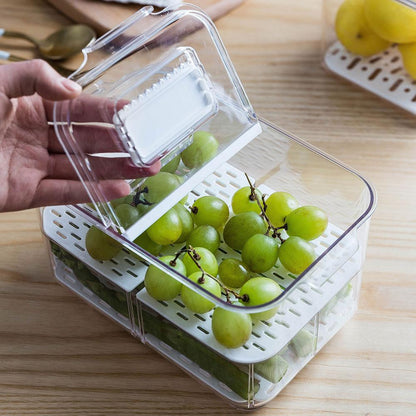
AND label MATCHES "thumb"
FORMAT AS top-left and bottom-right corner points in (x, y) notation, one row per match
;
(0, 59), (82, 101)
